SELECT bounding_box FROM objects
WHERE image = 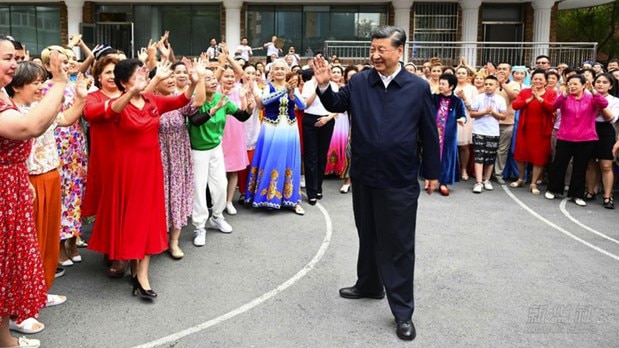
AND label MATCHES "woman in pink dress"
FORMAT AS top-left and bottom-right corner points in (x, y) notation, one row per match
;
(220, 64), (250, 215)
(0, 39), (68, 348)
(324, 65), (349, 177)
